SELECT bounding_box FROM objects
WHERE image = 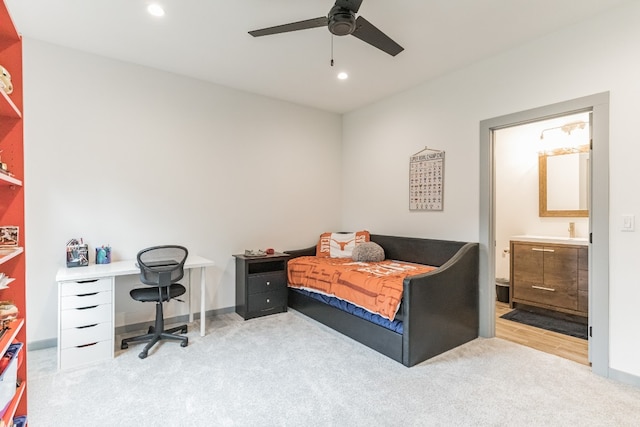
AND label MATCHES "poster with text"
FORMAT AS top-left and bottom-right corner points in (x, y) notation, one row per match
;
(409, 151), (444, 211)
